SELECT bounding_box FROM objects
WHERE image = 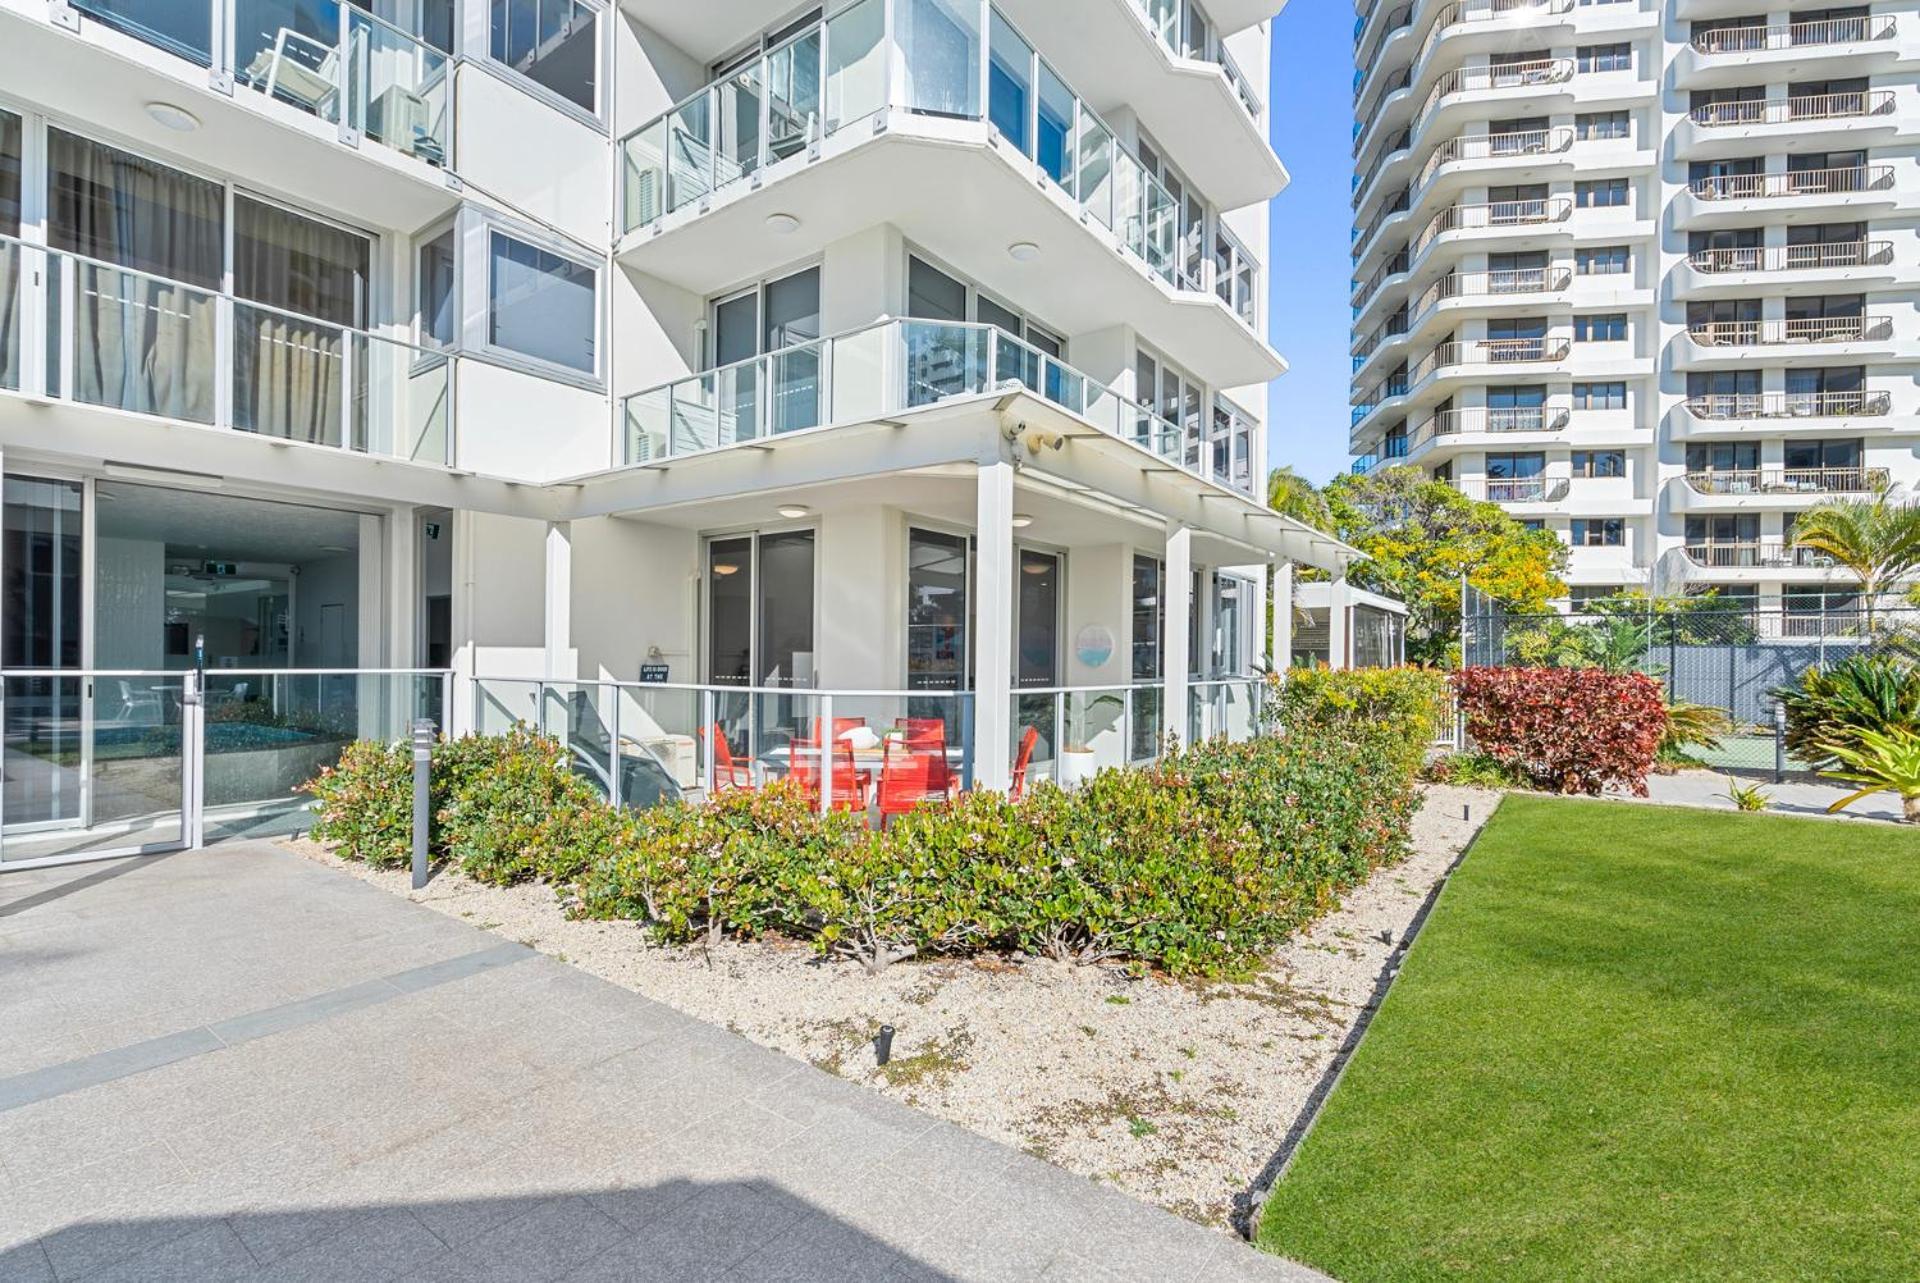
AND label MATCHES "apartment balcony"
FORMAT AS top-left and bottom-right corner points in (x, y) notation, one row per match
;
(615, 0), (1277, 389)
(618, 318), (1259, 498)
(1673, 91), (1902, 159)
(1352, 3), (1416, 107)
(1675, 166), (1900, 228)
(1451, 476), (1570, 506)
(0, 233), (493, 501)
(1206, 0), (1292, 32)
(1674, 14), (1902, 88)
(4, 3), (462, 233)
(1353, 267), (1570, 384)
(1680, 542), (1839, 583)
(996, 0), (1279, 204)
(1355, 52), (1573, 169)
(1671, 391), (1901, 441)
(1673, 468), (1891, 512)
(1676, 316), (1902, 369)
(1673, 241), (1898, 298)
(1351, 125), (1575, 260)
(1397, 404), (1571, 462)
